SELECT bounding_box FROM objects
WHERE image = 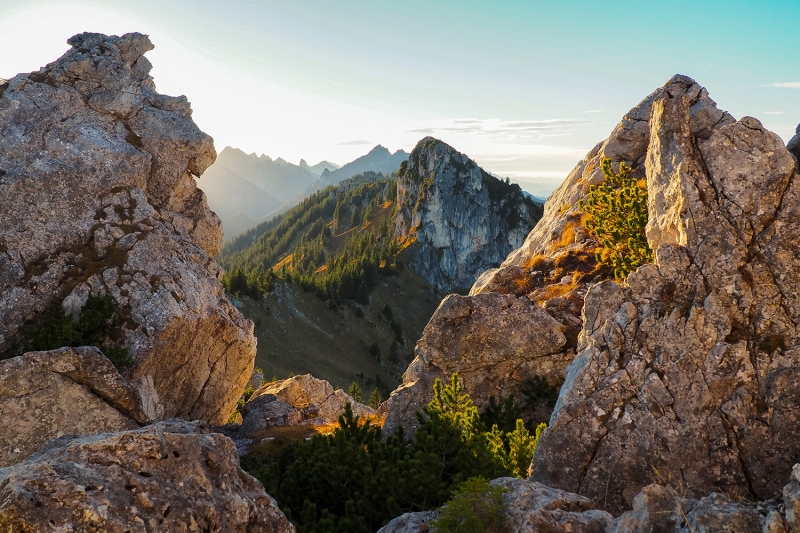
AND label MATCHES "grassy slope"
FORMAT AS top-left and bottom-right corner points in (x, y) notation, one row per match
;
(239, 249), (441, 396)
